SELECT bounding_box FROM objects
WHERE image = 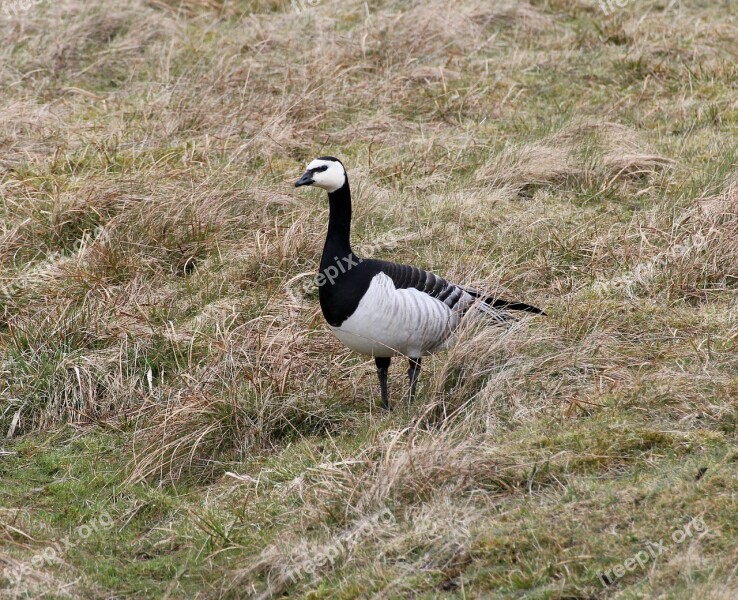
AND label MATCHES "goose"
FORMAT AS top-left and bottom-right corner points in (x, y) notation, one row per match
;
(295, 156), (544, 410)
